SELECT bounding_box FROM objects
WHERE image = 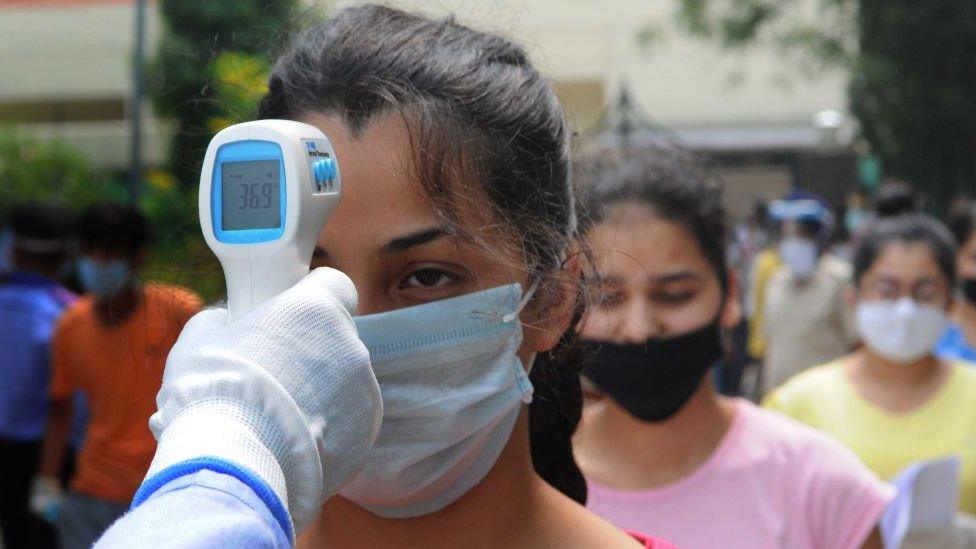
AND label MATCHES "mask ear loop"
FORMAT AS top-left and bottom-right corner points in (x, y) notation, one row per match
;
(500, 246), (571, 324)
(502, 283), (538, 324)
(510, 210), (576, 402)
(504, 284), (540, 403)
